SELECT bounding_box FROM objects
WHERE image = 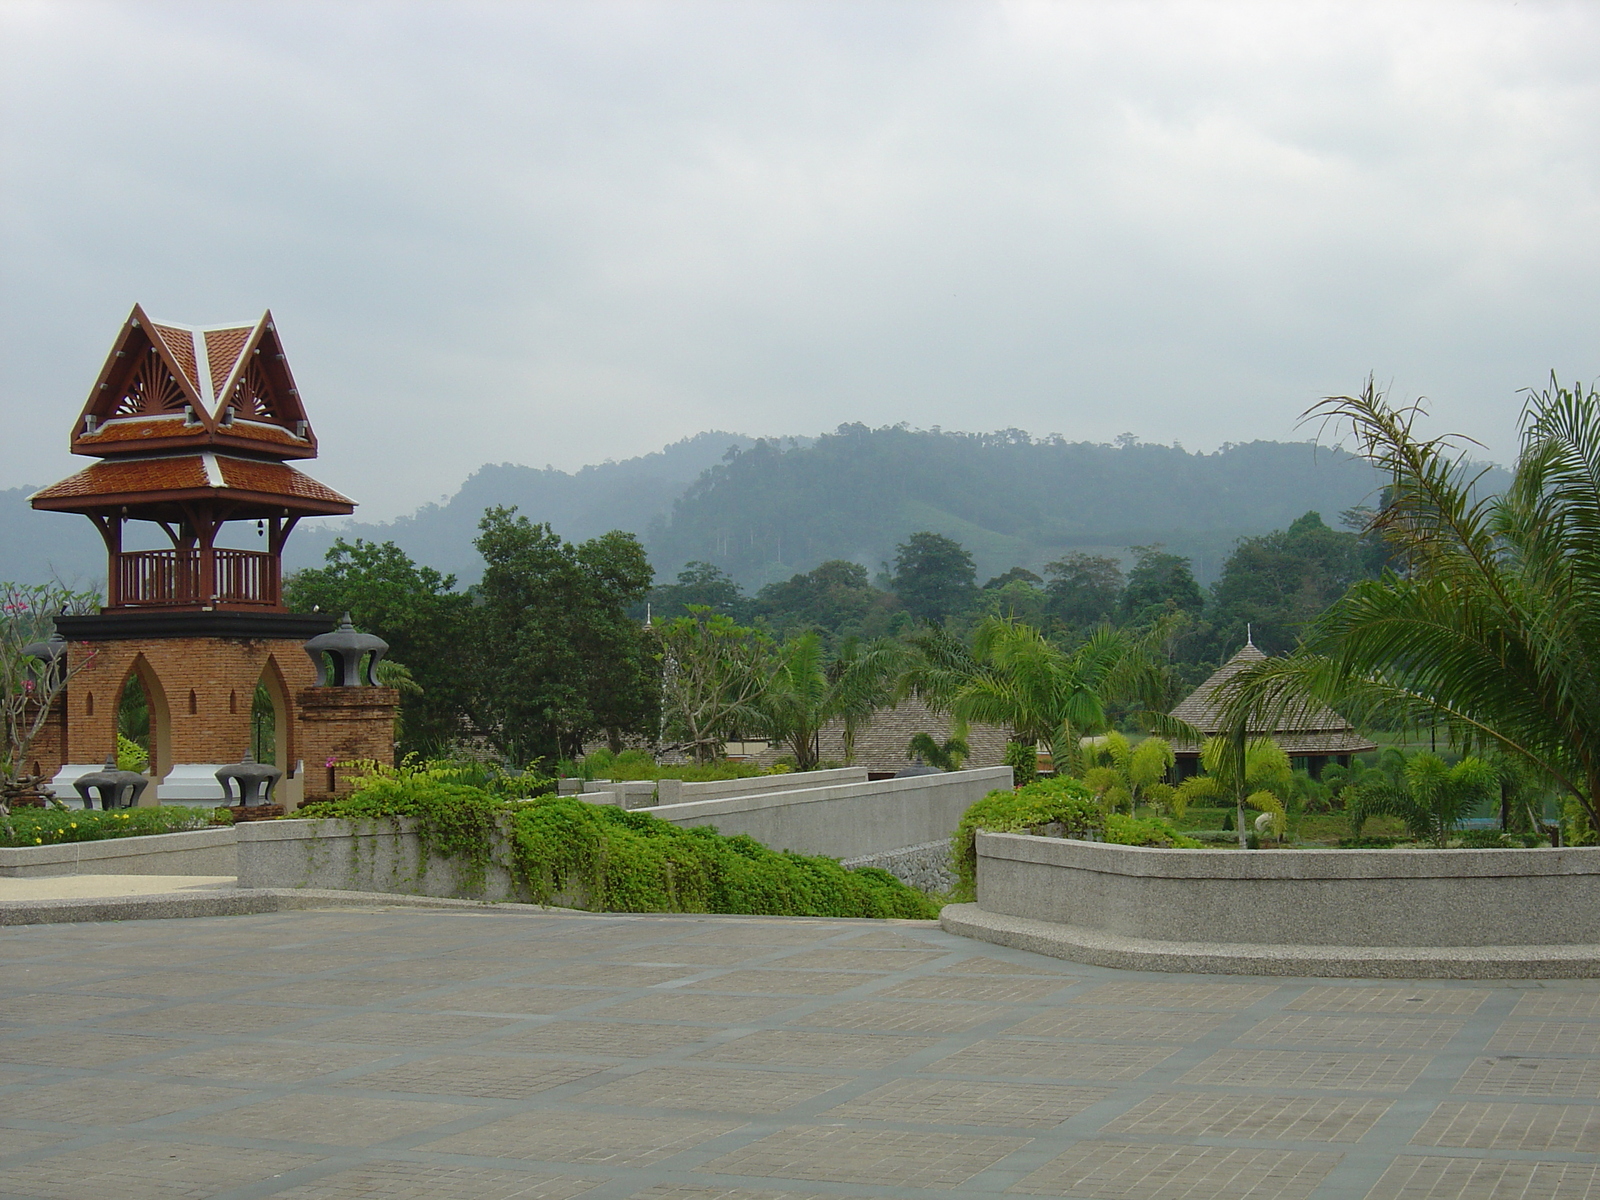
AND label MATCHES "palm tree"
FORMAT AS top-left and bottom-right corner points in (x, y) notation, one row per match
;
(915, 617), (1170, 776)
(1346, 751), (1497, 847)
(1080, 731), (1176, 816)
(1174, 735), (1294, 846)
(759, 633), (899, 771)
(1221, 376), (1600, 831)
